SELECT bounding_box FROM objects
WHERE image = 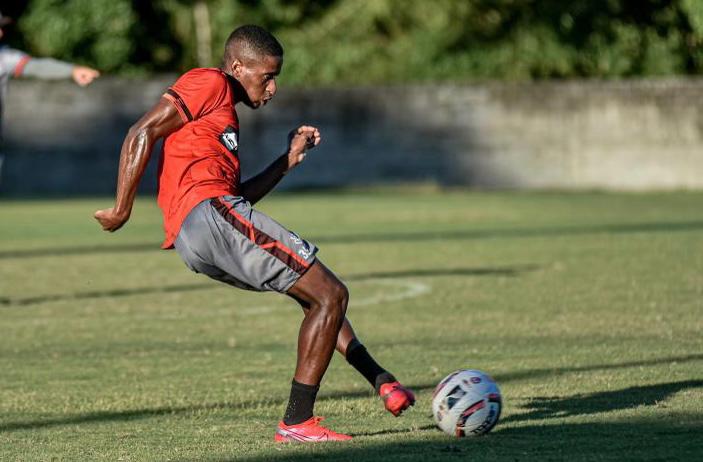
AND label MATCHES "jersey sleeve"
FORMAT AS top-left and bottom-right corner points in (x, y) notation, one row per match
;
(21, 57), (74, 79)
(0, 47), (31, 78)
(164, 69), (229, 123)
